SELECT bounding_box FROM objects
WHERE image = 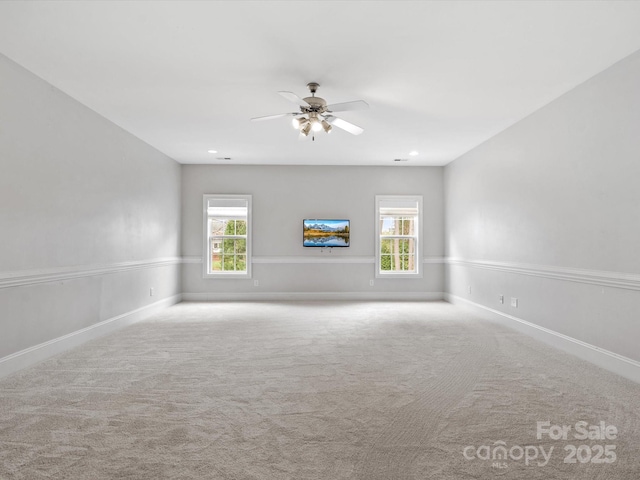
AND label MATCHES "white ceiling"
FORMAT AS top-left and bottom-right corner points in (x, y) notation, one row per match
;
(1, 1), (640, 166)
